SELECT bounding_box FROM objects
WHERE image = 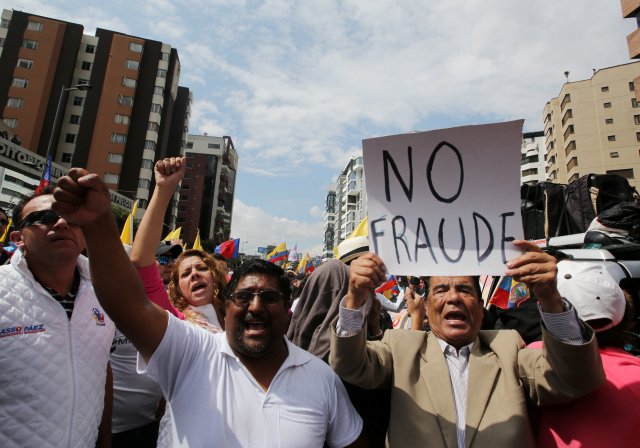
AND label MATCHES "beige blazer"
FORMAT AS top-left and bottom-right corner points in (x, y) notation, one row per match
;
(330, 323), (604, 448)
